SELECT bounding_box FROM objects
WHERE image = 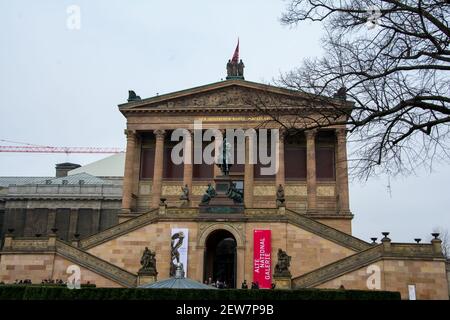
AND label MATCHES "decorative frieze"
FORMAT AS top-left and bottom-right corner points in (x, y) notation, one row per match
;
(285, 185), (307, 197)
(192, 185), (208, 196)
(253, 185), (276, 196)
(162, 185), (183, 196)
(317, 186), (335, 197)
